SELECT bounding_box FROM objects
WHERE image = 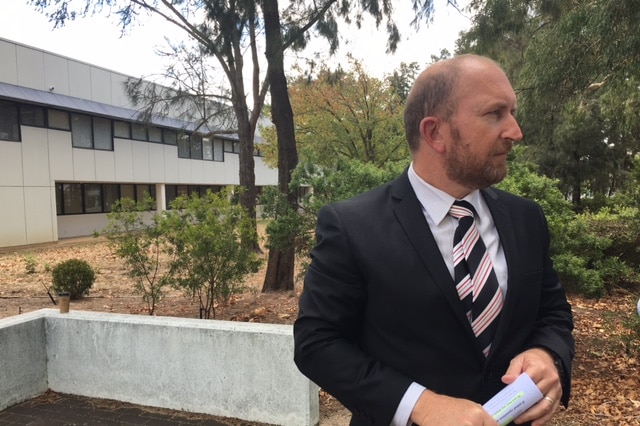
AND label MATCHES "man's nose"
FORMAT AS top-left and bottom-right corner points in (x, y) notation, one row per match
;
(504, 115), (523, 143)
